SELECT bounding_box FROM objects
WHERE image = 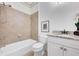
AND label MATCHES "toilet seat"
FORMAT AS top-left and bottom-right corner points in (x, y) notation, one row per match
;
(33, 42), (44, 51)
(32, 36), (48, 56)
